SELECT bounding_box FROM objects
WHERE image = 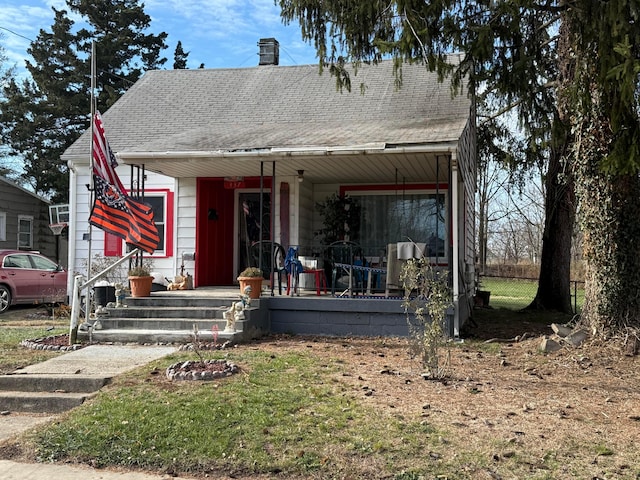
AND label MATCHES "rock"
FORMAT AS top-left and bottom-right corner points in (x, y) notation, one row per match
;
(551, 323), (572, 338)
(565, 329), (589, 347)
(540, 336), (562, 352)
